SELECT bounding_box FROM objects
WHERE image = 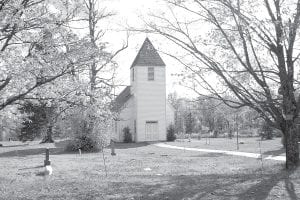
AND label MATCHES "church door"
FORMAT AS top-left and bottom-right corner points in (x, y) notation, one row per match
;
(145, 121), (158, 141)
